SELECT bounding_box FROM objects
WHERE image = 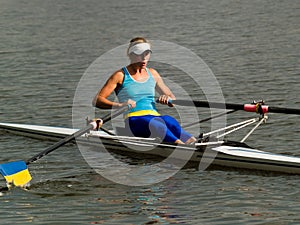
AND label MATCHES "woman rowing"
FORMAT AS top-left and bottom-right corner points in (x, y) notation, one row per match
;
(93, 37), (196, 144)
